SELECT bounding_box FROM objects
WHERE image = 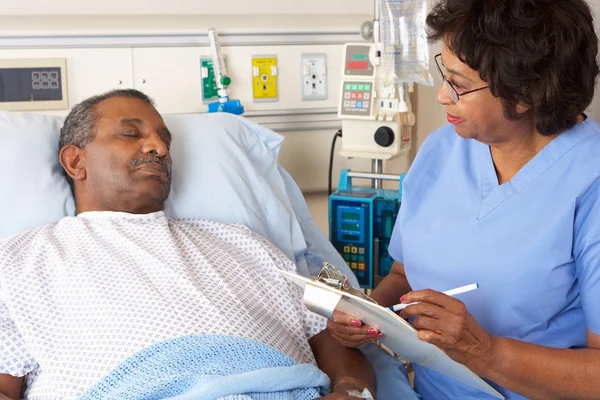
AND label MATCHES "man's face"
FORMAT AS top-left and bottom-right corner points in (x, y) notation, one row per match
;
(81, 97), (172, 213)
